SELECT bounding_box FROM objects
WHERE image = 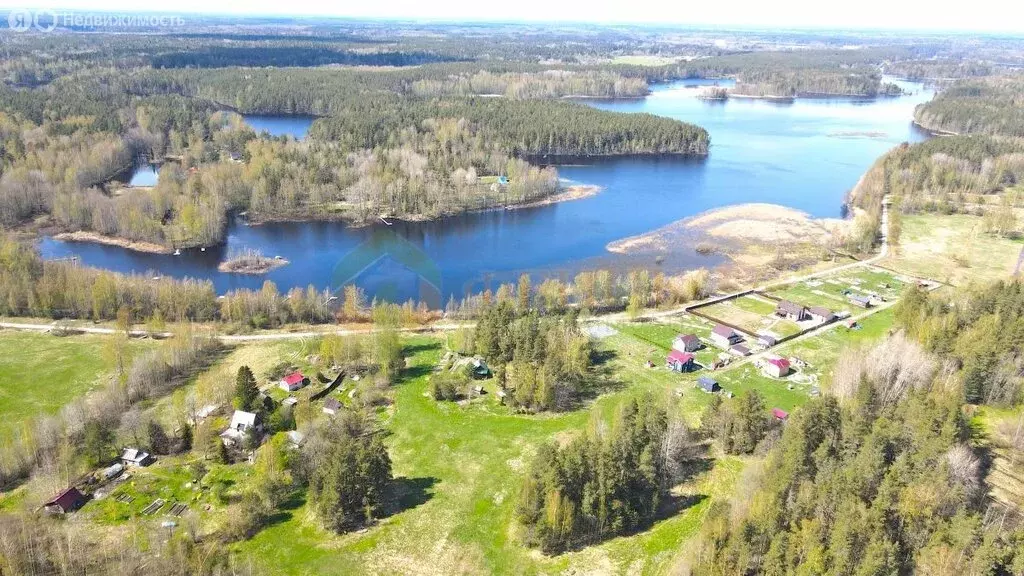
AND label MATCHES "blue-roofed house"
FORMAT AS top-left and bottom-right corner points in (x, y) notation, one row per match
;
(697, 376), (720, 393)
